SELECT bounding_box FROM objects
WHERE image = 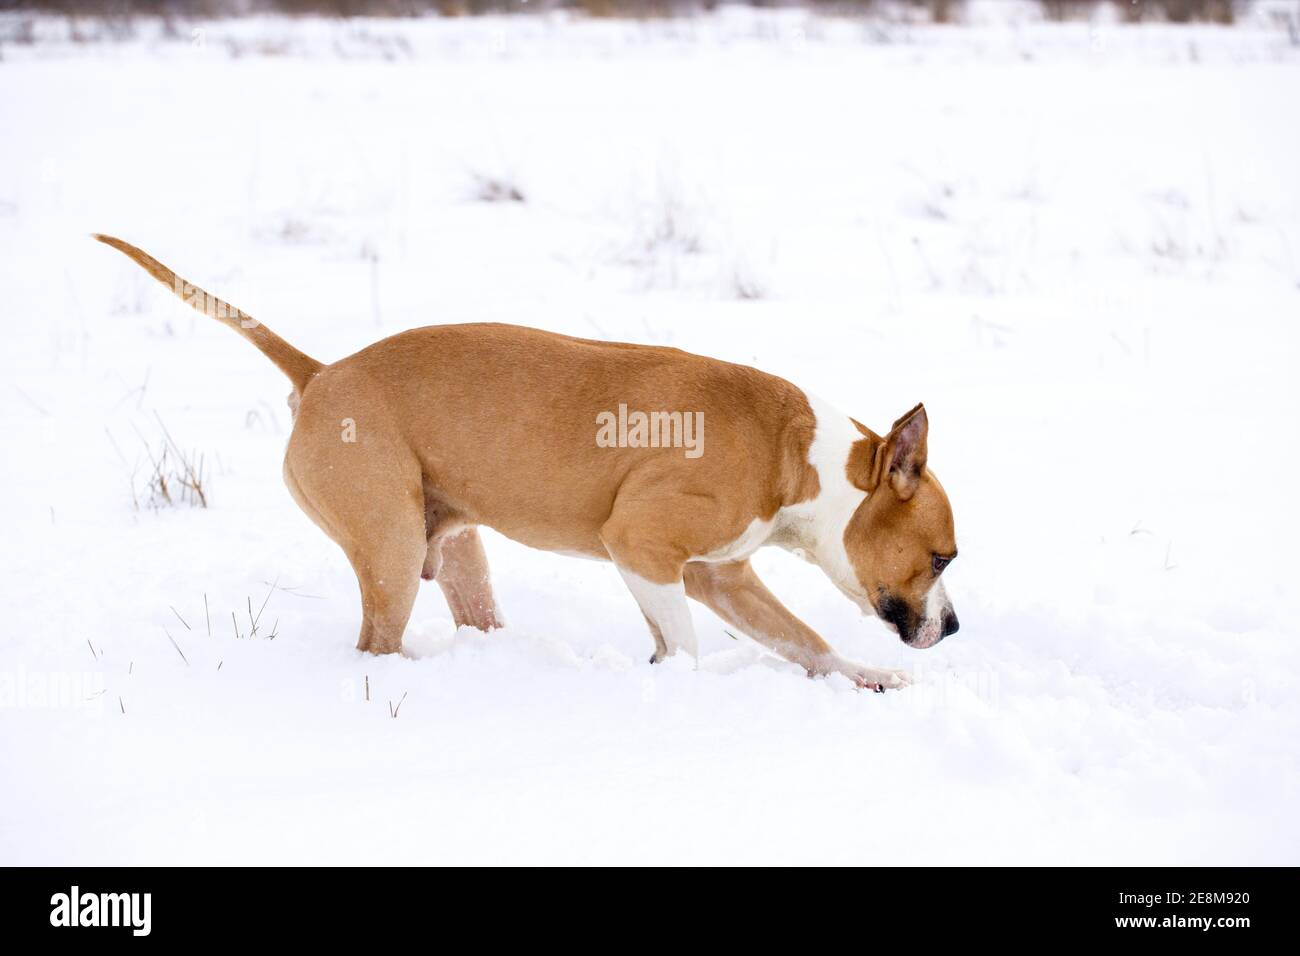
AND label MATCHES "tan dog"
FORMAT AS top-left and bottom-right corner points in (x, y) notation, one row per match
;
(95, 235), (958, 690)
